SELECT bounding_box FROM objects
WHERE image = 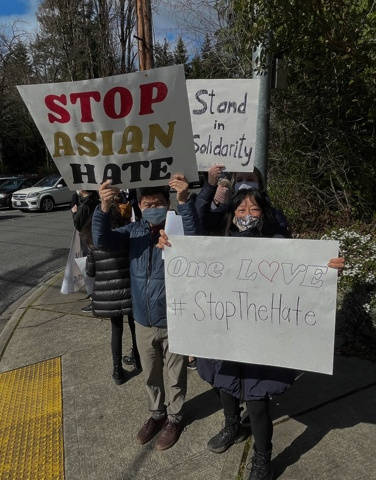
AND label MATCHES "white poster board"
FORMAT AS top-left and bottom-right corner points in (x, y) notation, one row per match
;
(187, 79), (259, 172)
(18, 65), (198, 190)
(165, 236), (339, 375)
(162, 210), (184, 260)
